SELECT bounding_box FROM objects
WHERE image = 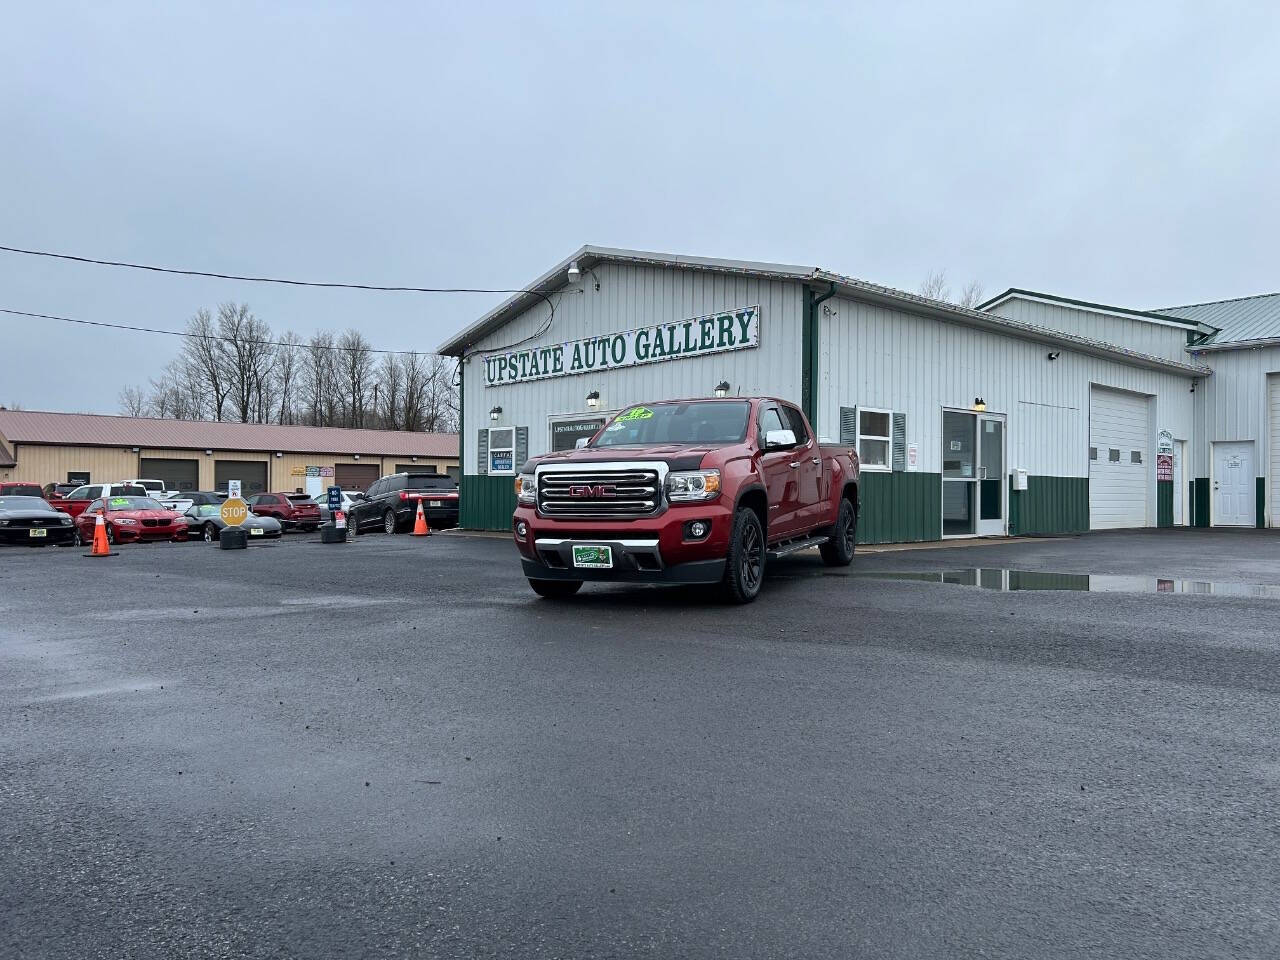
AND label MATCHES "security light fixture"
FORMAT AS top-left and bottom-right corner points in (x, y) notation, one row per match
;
(275, 452), (282, 458)
(353, 454), (360, 460)
(489, 405), (502, 421)
(1047, 351), (1061, 361)
(973, 398), (986, 412)
(567, 261), (581, 284)
(205, 449), (213, 455)
(130, 447), (139, 453)
(411, 456), (418, 462)
(586, 390), (600, 409)
(714, 381), (731, 398)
